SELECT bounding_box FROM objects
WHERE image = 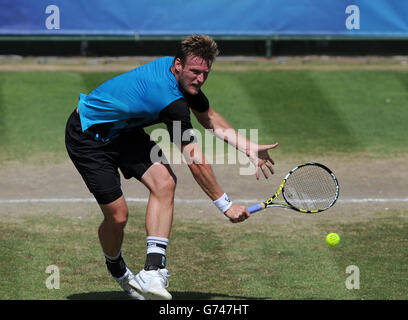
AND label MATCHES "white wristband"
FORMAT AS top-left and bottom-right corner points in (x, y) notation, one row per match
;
(213, 193), (233, 213)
